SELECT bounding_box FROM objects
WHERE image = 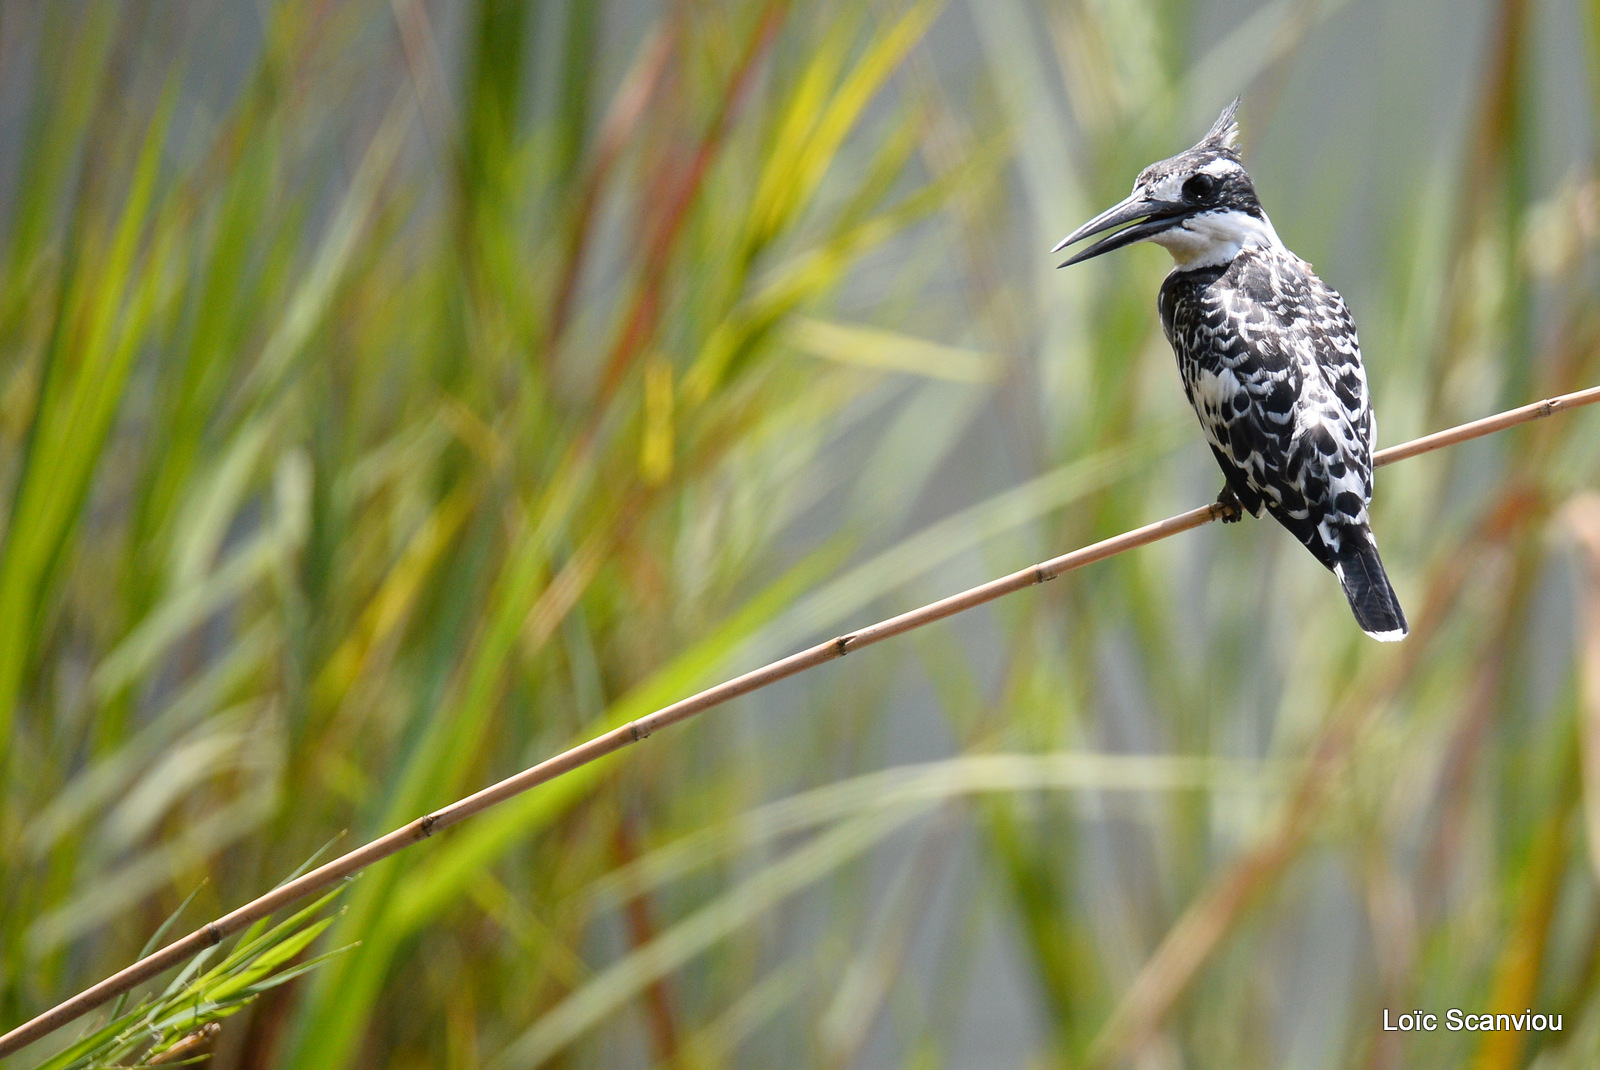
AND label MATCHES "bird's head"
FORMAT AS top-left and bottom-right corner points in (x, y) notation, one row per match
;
(1053, 99), (1280, 270)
